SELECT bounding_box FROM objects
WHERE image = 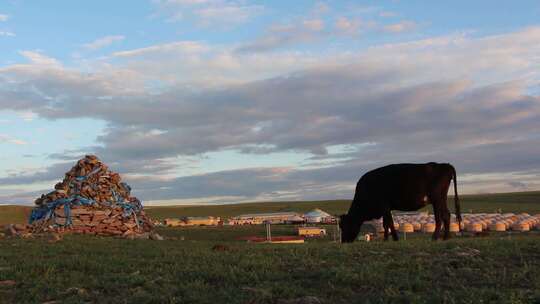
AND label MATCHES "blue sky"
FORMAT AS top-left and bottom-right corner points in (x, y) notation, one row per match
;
(1, 1), (540, 205)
